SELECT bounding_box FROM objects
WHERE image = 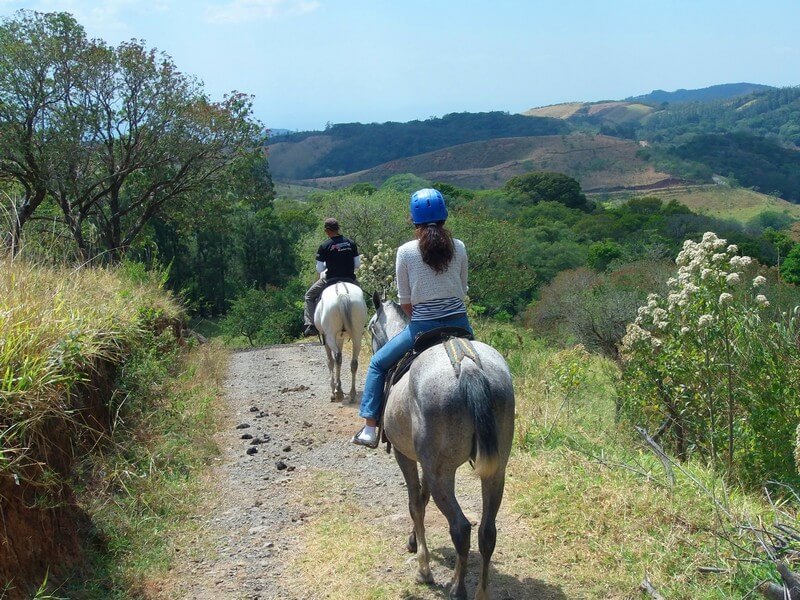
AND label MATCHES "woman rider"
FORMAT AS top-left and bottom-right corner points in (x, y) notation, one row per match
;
(352, 188), (473, 447)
